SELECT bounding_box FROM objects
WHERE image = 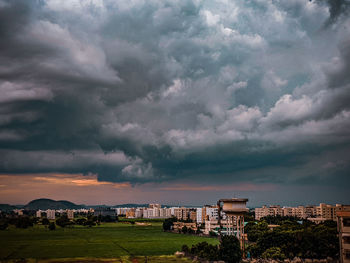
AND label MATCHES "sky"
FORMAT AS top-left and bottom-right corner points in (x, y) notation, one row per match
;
(0, 0), (350, 206)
